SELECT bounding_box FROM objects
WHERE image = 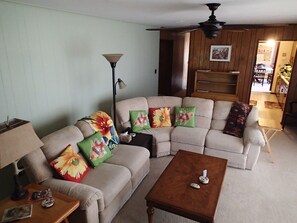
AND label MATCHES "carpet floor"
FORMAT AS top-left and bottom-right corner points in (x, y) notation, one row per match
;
(112, 126), (297, 223)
